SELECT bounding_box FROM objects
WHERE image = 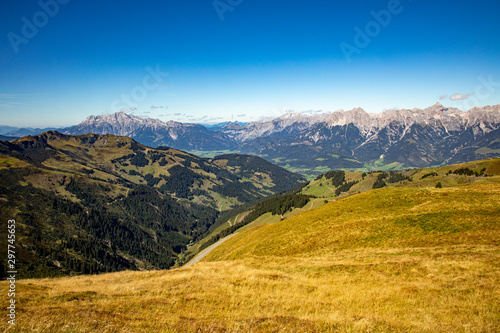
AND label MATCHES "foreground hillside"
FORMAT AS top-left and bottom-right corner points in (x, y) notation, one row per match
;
(2, 182), (499, 332)
(206, 184), (500, 261)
